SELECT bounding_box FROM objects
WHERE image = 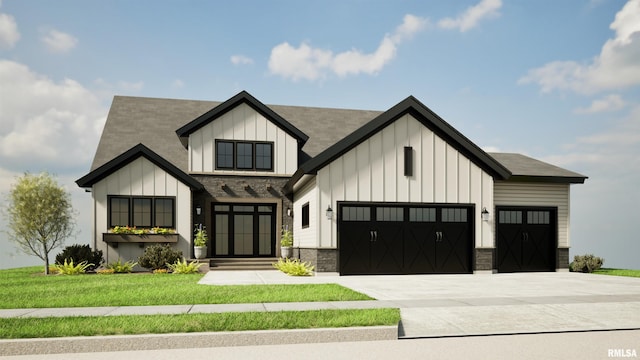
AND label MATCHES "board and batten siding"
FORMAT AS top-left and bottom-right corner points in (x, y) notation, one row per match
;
(315, 114), (494, 249)
(292, 177), (318, 249)
(92, 157), (192, 265)
(494, 181), (570, 247)
(188, 103), (298, 175)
